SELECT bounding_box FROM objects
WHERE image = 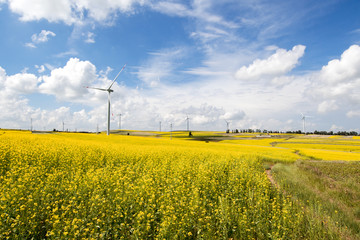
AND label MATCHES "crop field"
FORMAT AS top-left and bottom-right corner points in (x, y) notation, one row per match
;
(0, 130), (359, 239)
